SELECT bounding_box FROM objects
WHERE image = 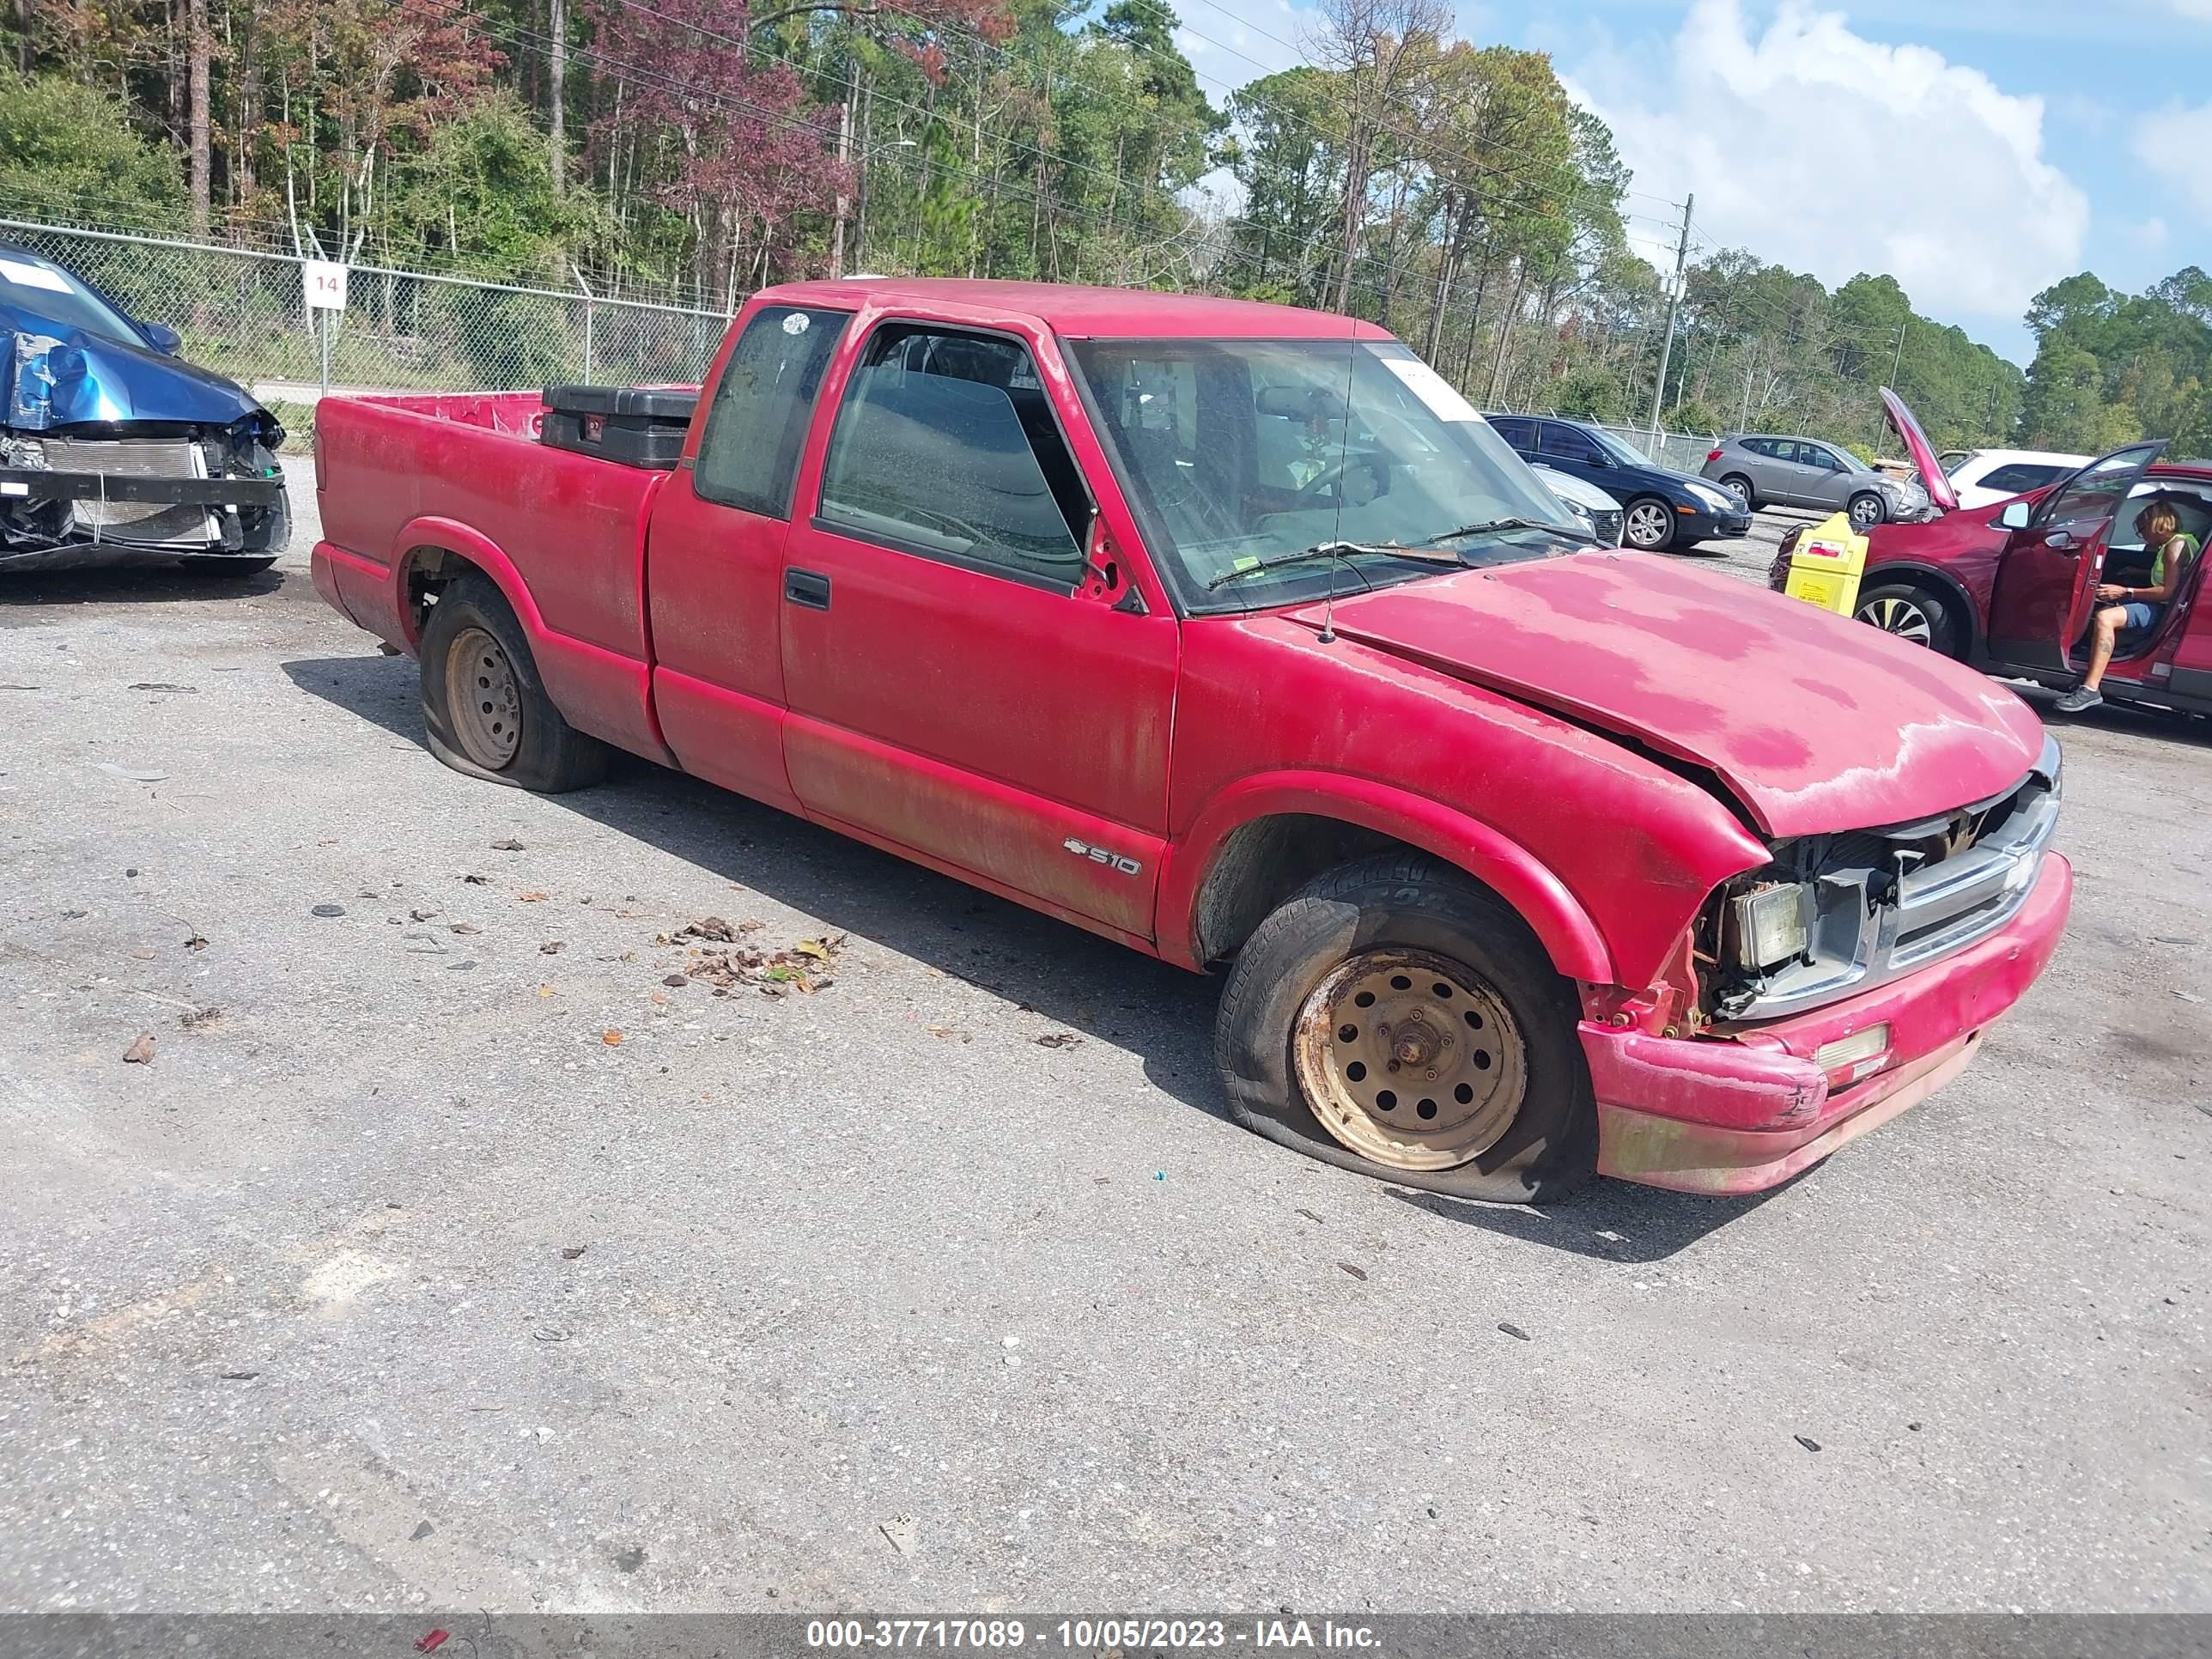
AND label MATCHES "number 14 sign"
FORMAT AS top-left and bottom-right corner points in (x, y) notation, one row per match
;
(302, 259), (349, 312)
